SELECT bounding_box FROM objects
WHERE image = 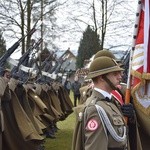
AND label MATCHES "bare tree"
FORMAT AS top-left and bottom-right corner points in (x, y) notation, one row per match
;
(0, 0), (137, 56)
(59, 0), (136, 51)
(0, 0), (61, 54)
